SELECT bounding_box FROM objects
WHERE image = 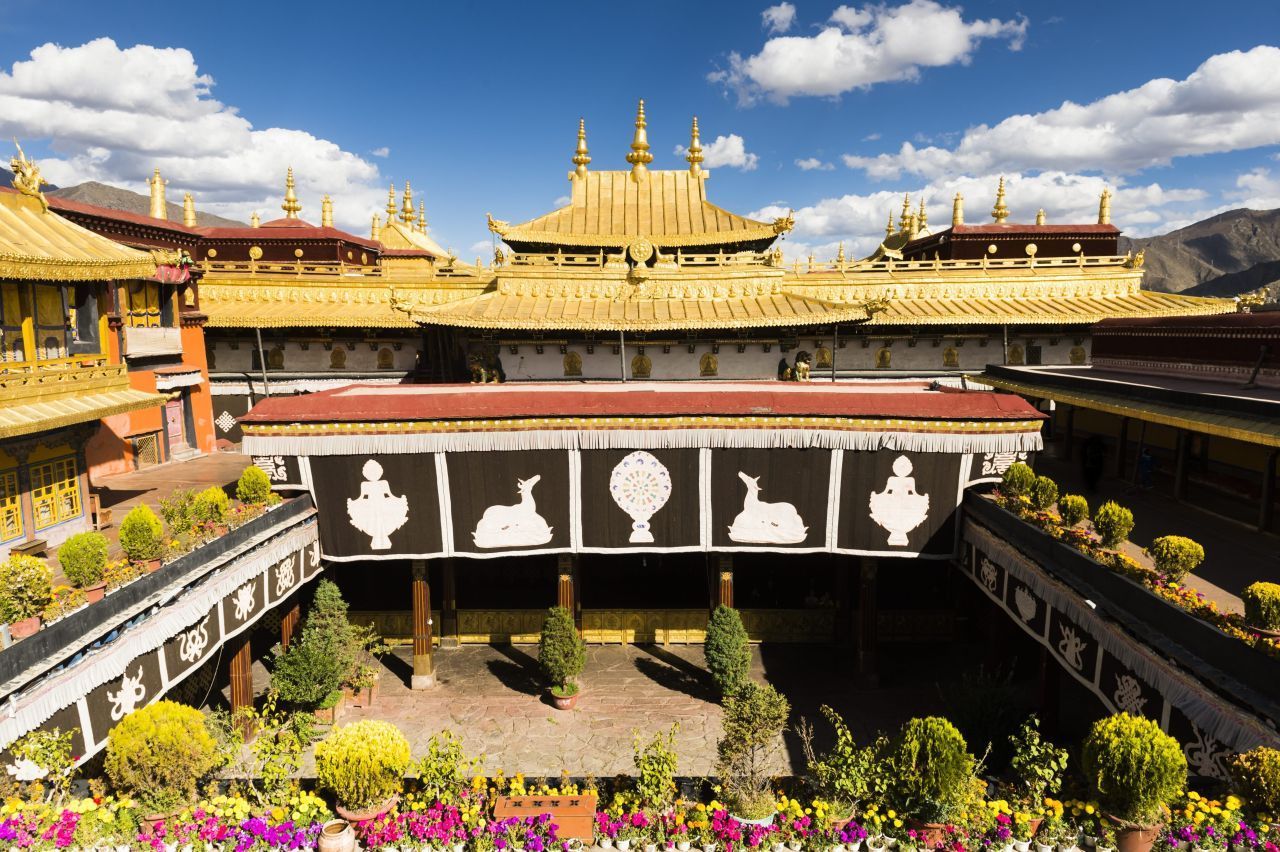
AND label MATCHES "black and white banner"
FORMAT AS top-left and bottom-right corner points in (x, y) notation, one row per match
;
(307, 447), (973, 562)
